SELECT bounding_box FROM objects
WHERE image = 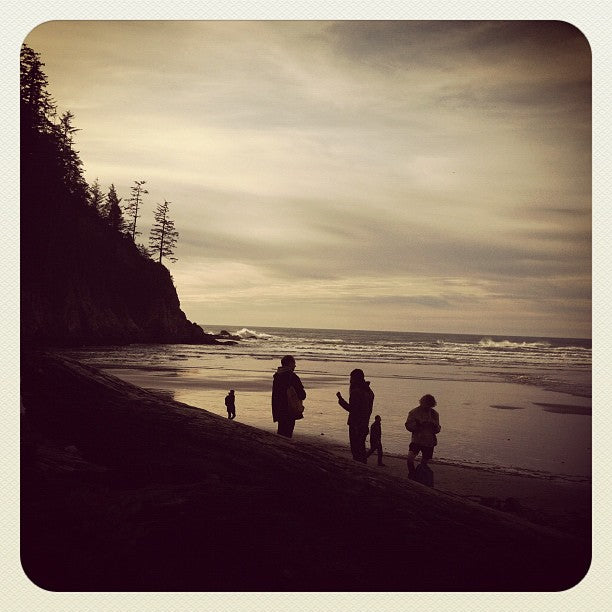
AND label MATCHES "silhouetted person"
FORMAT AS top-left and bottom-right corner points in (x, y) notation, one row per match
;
(225, 389), (236, 419)
(272, 355), (306, 438)
(366, 414), (385, 466)
(405, 394), (441, 478)
(337, 369), (374, 463)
